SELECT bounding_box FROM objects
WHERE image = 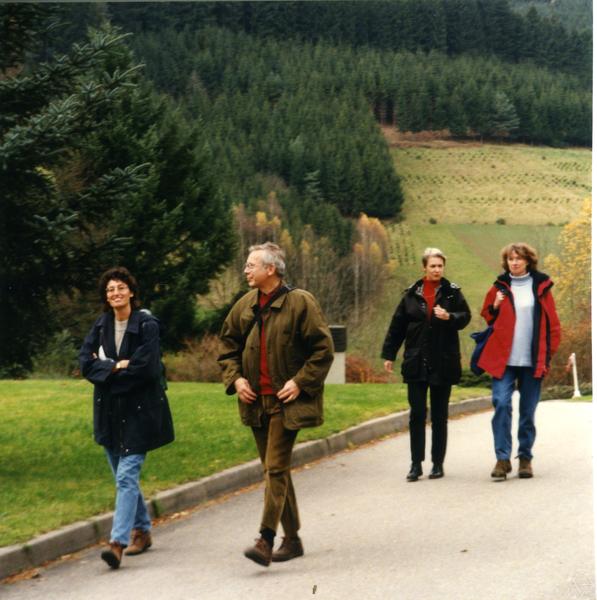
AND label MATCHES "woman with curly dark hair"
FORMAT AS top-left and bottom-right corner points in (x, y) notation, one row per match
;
(79, 267), (174, 569)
